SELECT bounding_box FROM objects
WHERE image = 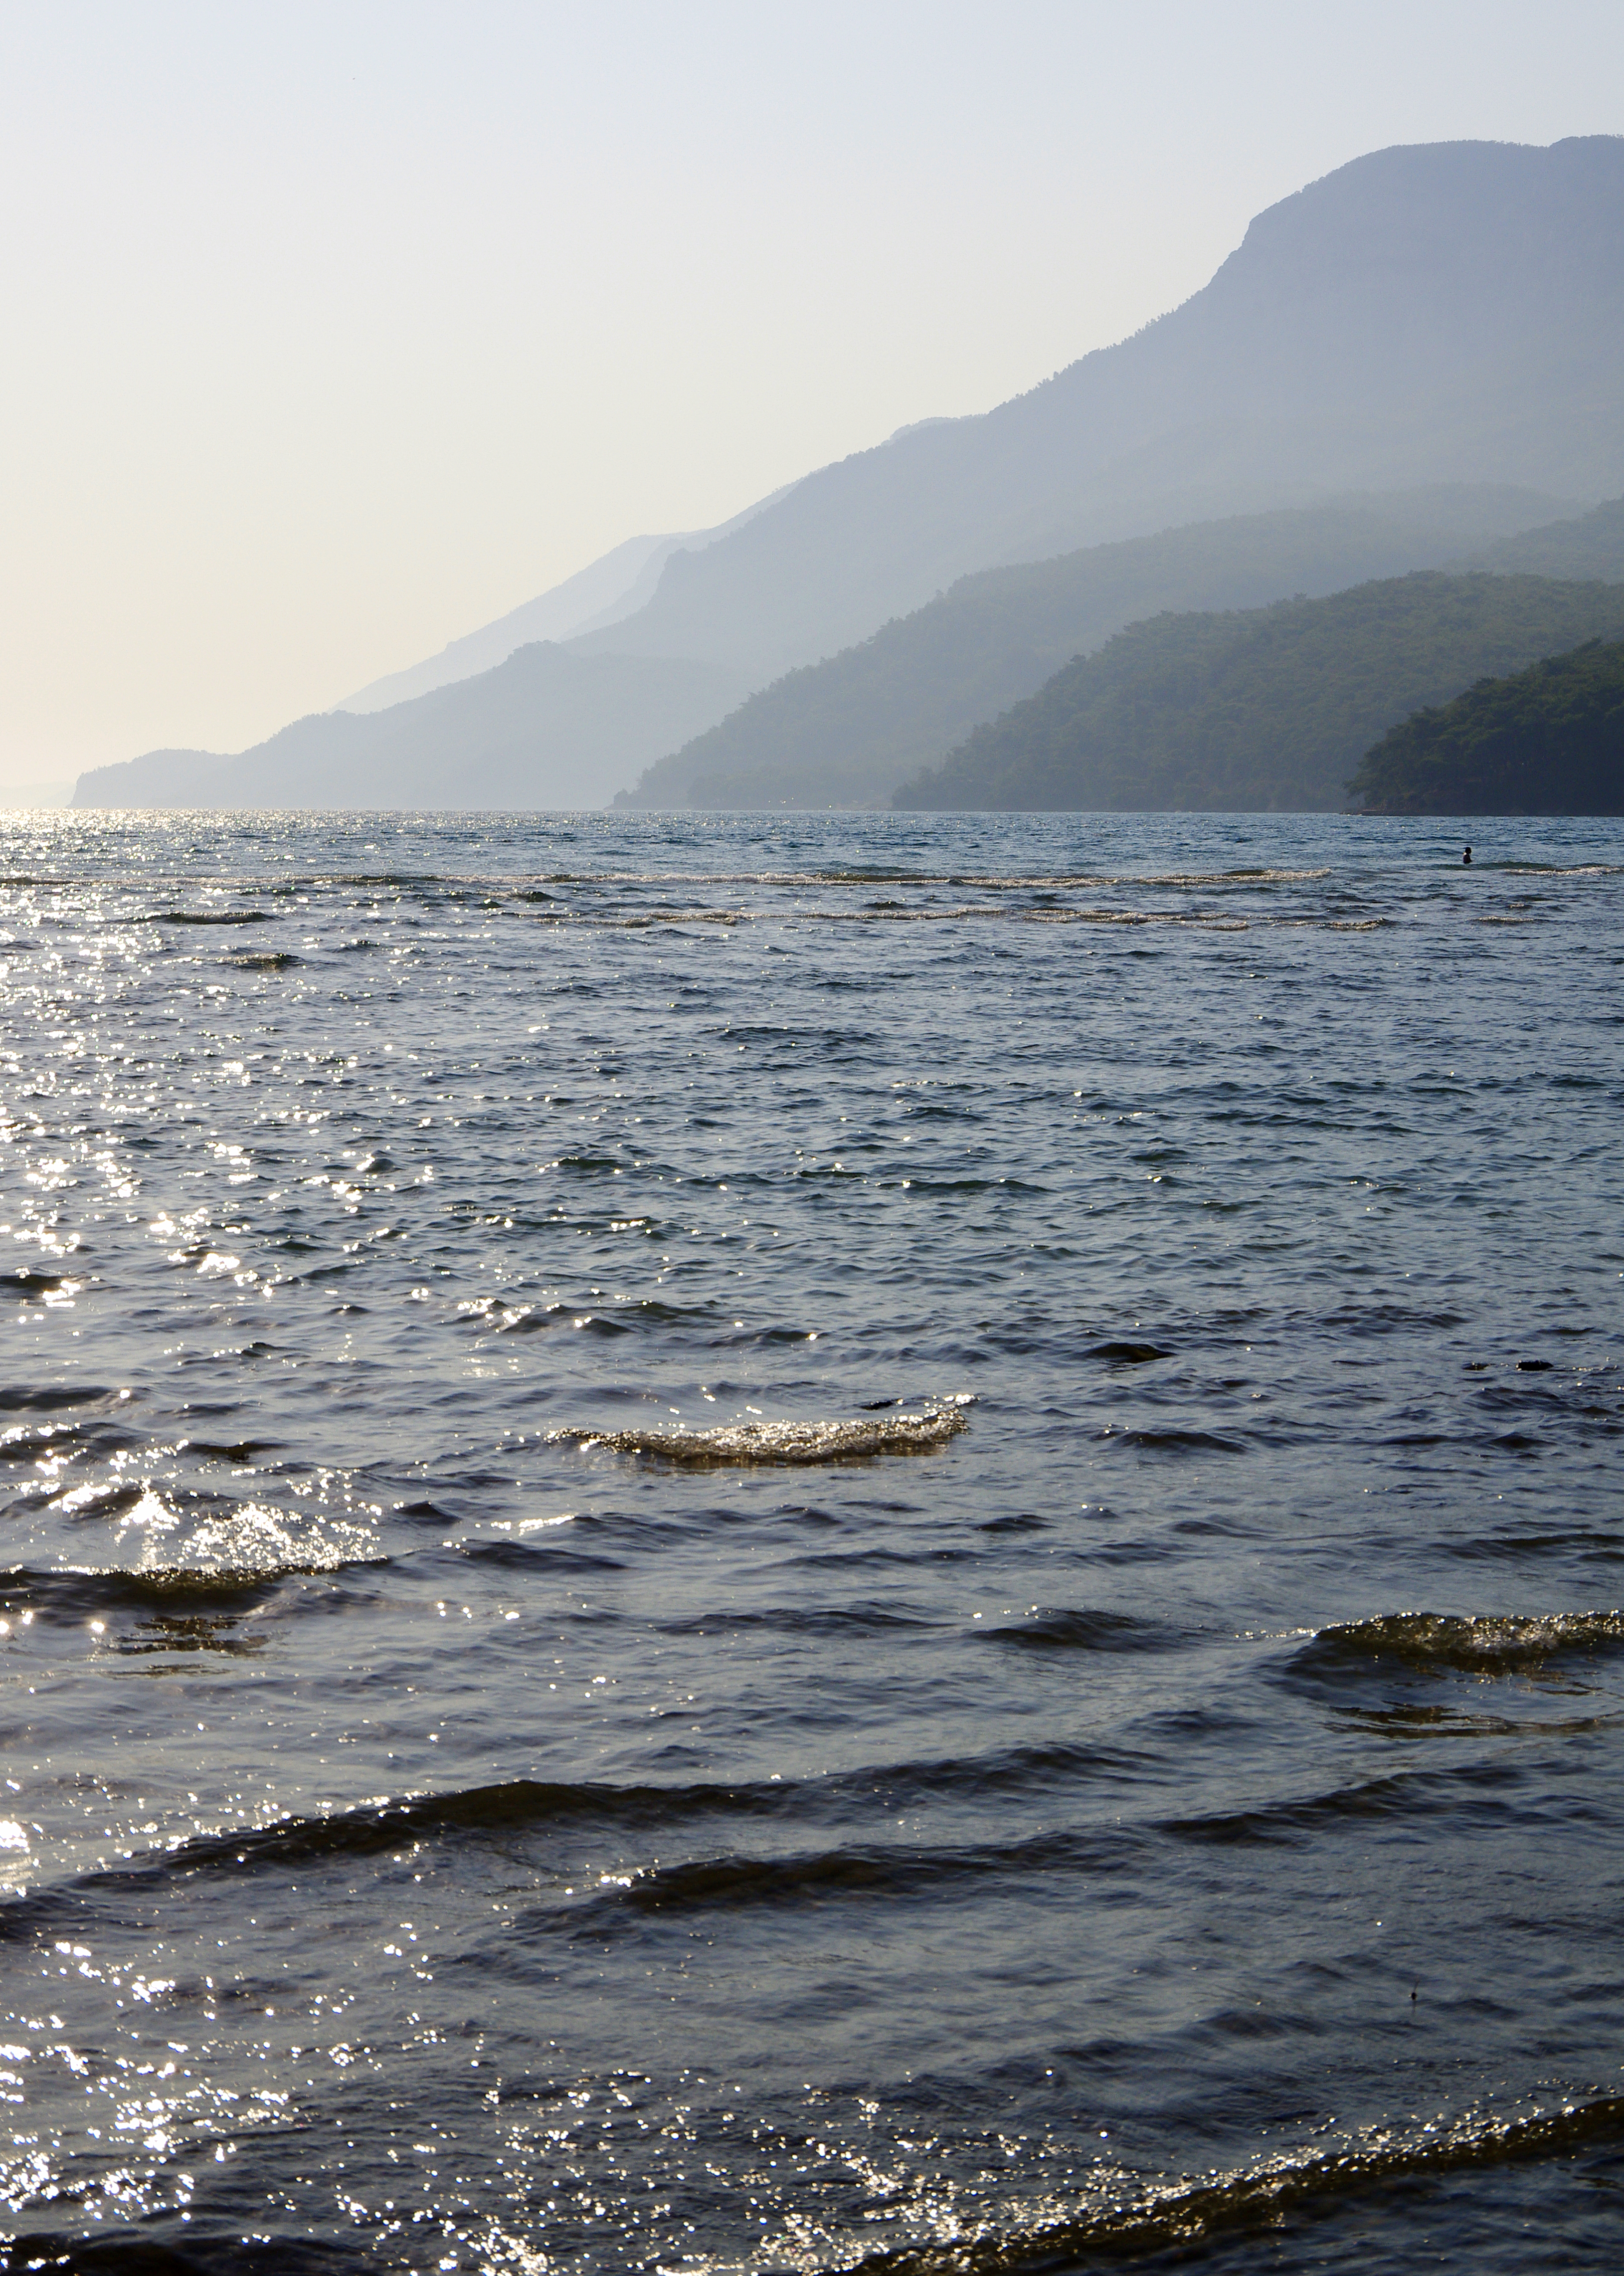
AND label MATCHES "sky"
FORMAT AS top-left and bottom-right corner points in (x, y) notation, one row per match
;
(2, 0), (1623, 788)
